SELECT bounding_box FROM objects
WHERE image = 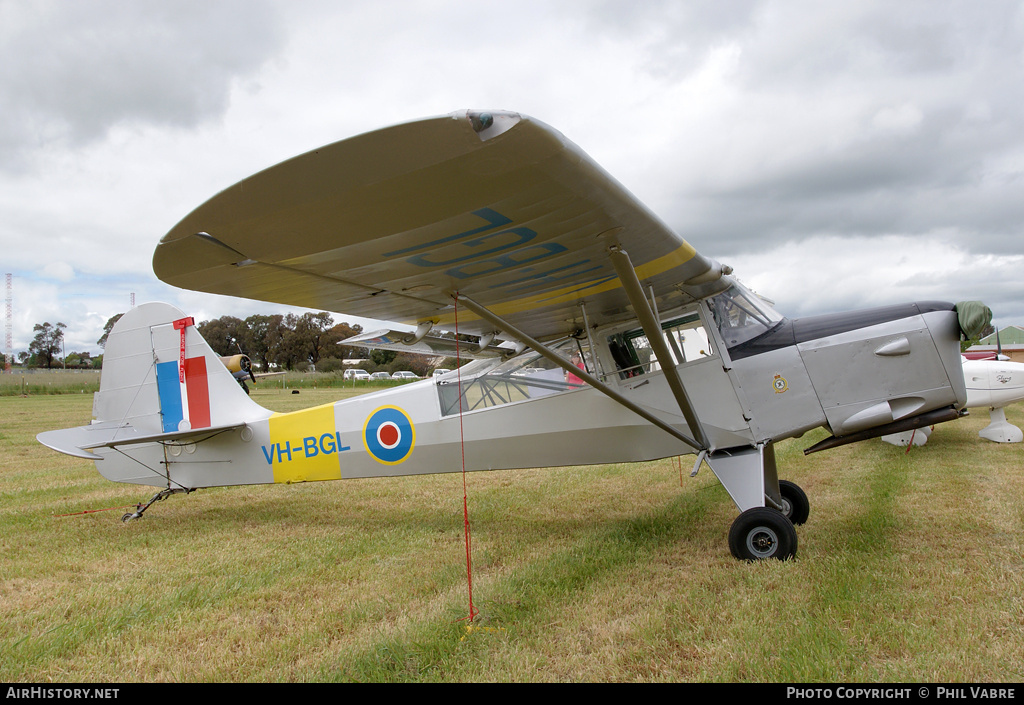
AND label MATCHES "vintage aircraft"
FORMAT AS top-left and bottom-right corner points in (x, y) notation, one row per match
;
(220, 354), (256, 390)
(38, 110), (988, 561)
(219, 353), (284, 394)
(883, 354), (1024, 446)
